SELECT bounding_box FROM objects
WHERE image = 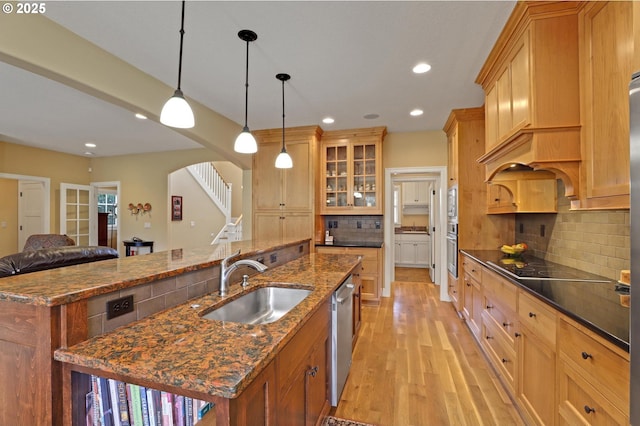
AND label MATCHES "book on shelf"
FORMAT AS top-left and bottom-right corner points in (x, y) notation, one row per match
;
(85, 374), (214, 426)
